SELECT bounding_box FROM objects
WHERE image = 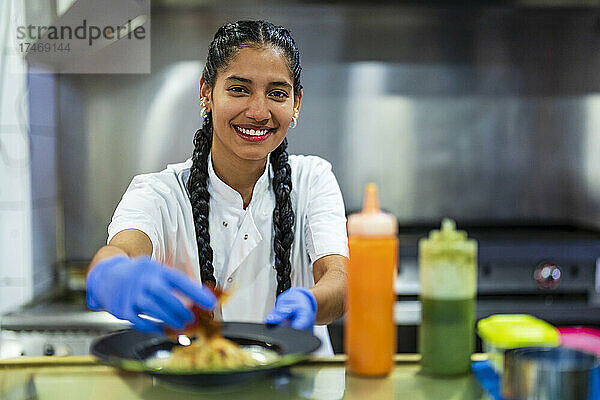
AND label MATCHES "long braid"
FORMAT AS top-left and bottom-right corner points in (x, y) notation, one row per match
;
(187, 115), (216, 286)
(270, 138), (295, 295)
(189, 20), (302, 296)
